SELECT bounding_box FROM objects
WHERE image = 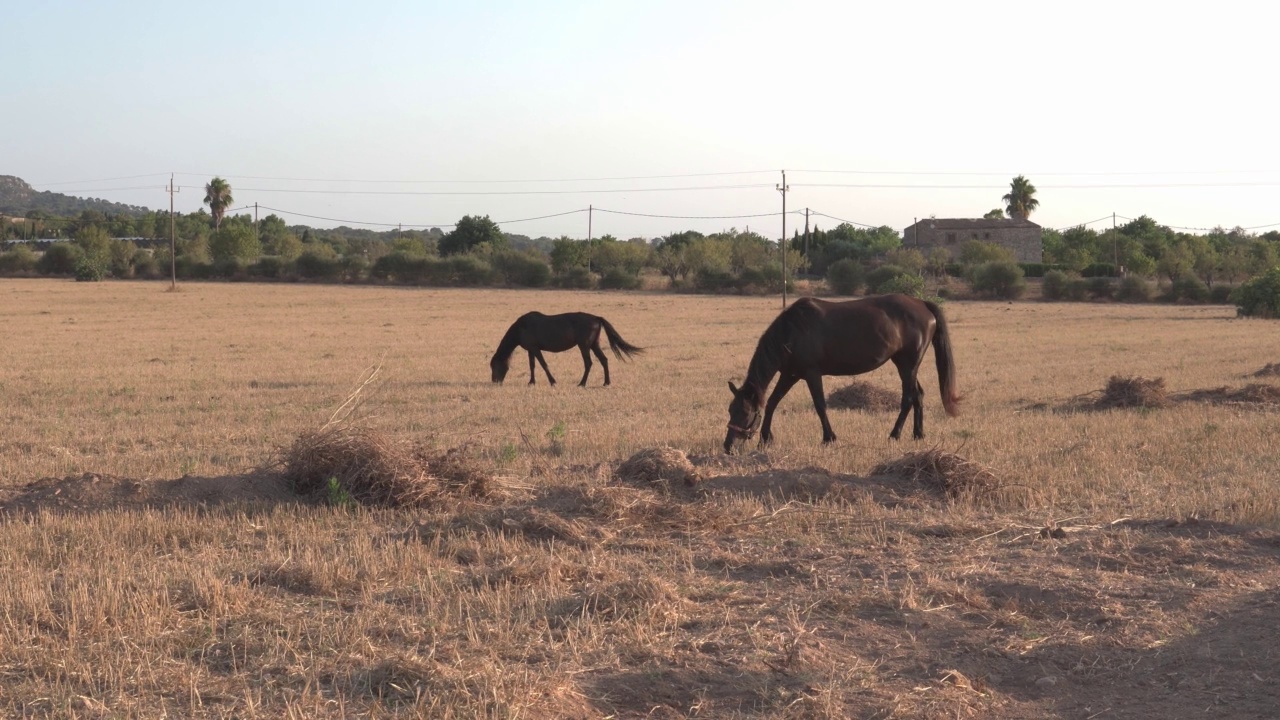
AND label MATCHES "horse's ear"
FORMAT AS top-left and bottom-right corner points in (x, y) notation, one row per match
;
(728, 381), (739, 396)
